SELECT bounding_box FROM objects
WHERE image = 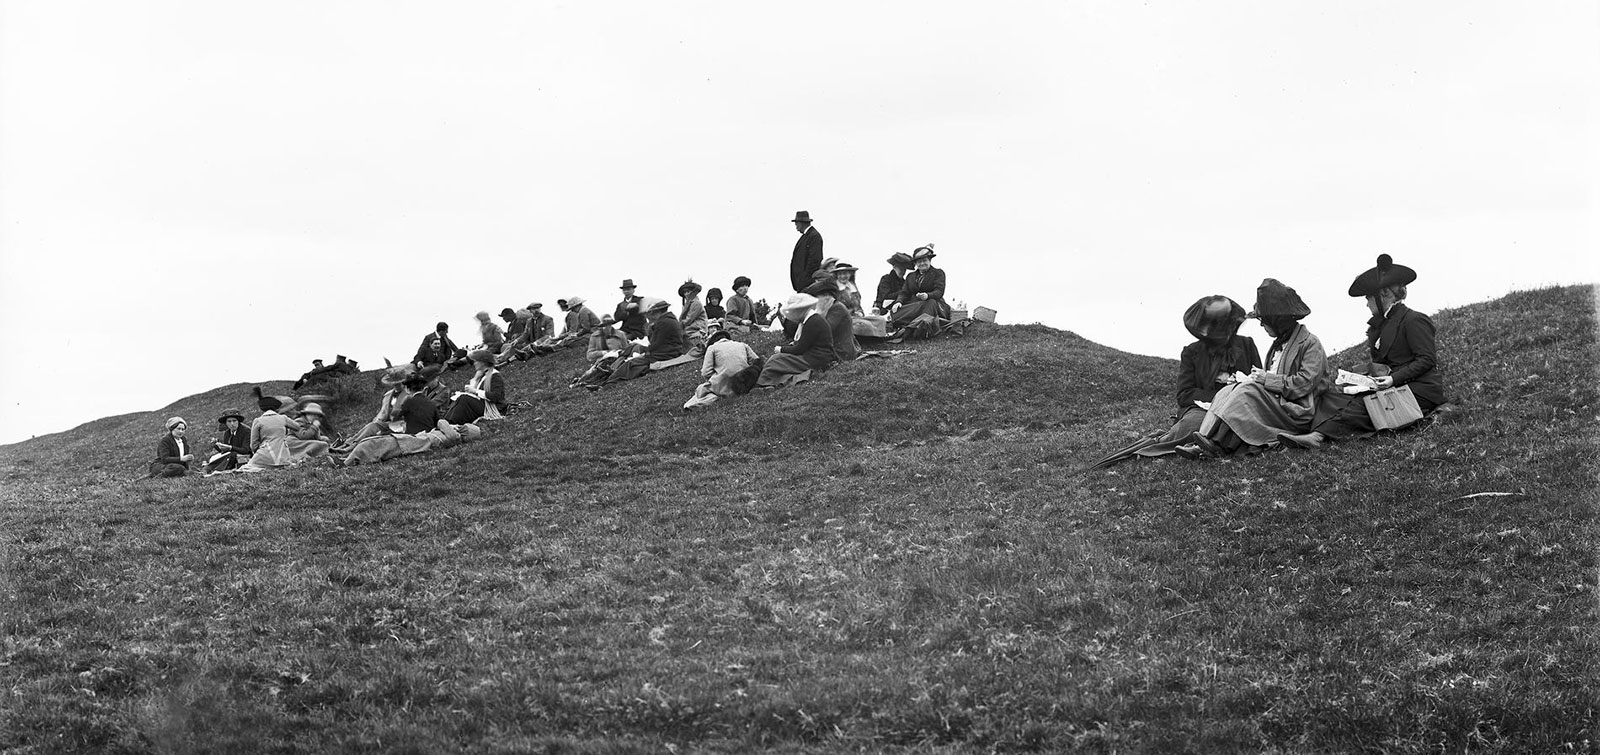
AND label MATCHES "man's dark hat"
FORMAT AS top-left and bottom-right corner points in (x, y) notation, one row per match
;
(707, 329), (732, 347)
(792, 210), (812, 223)
(499, 307), (516, 319)
(435, 321), (449, 331)
(887, 252), (914, 268)
(417, 363), (444, 380)
(620, 278), (636, 289)
(1247, 278), (1311, 319)
(804, 279), (839, 297)
(733, 276), (752, 289)
(1347, 254), (1417, 297)
(1183, 295), (1247, 340)
(312, 359), (324, 365)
